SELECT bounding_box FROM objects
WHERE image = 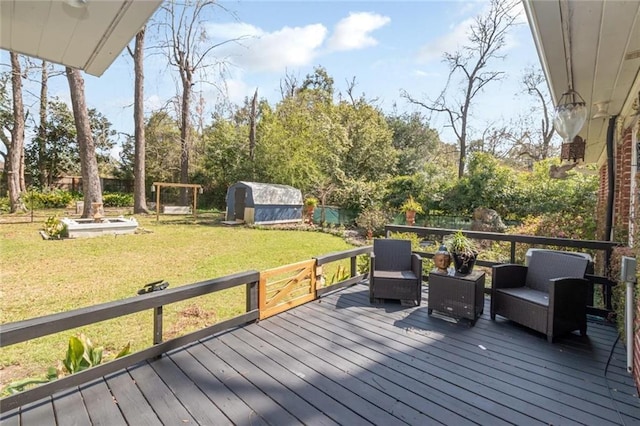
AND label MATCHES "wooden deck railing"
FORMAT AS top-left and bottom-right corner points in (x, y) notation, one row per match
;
(0, 246), (372, 412)
(385, 225), (620, 317)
